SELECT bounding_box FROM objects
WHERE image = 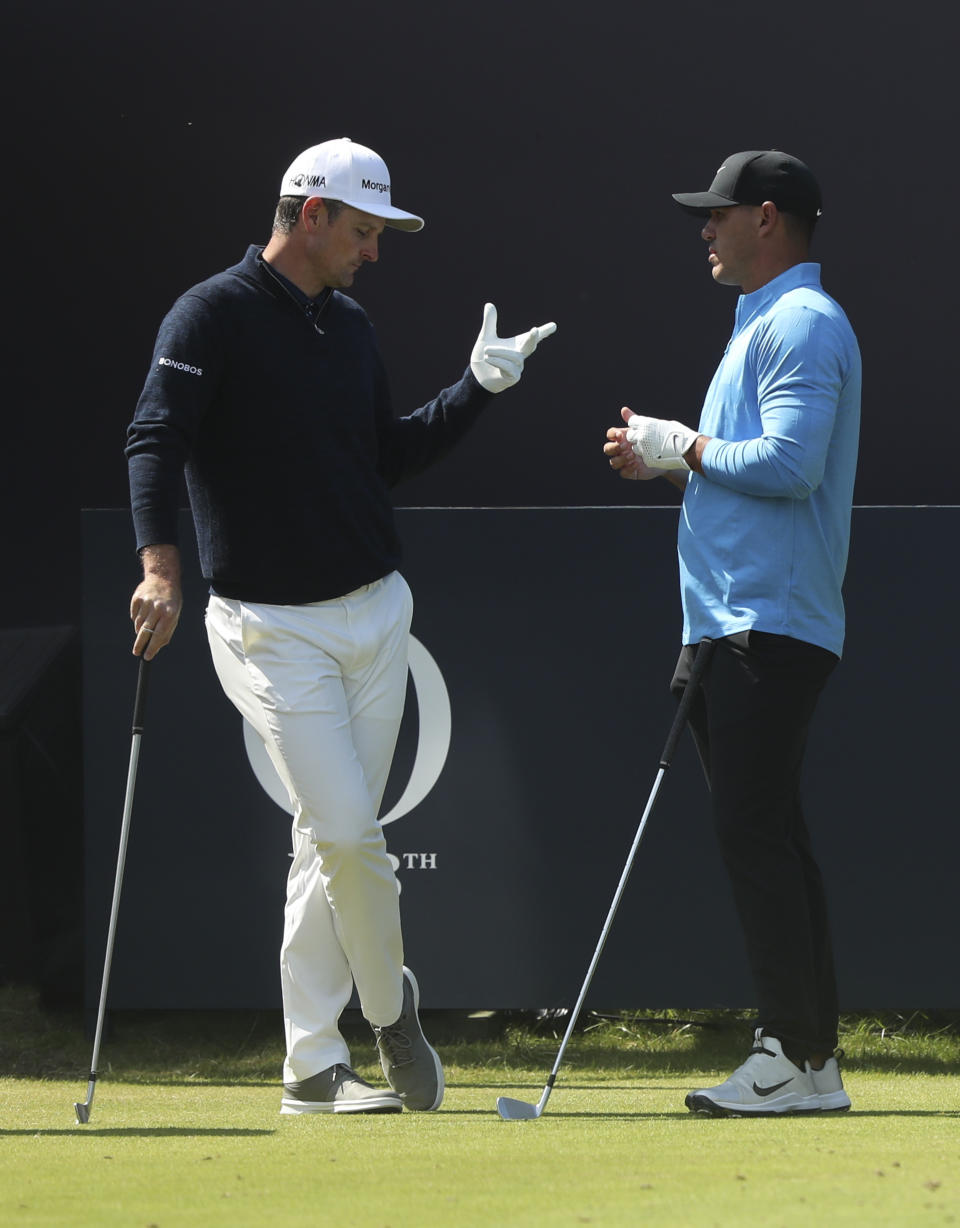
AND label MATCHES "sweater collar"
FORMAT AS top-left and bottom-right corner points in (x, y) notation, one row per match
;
(251, 246), (331, 309)
(238, 244), (331, 310)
